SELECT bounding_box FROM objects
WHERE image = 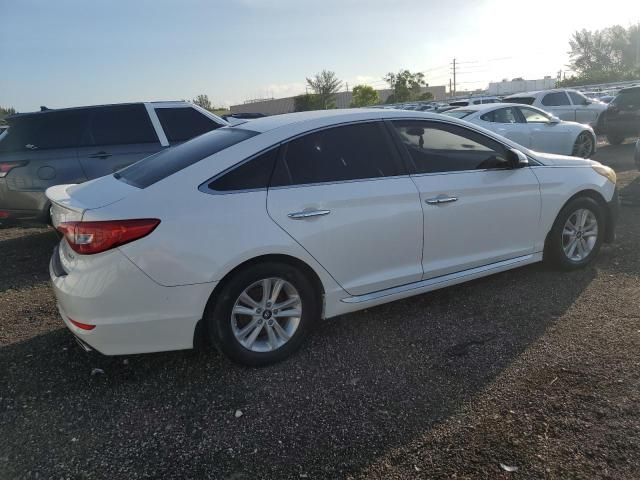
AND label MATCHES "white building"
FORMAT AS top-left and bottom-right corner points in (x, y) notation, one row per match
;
(488, 77), (557, 96)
